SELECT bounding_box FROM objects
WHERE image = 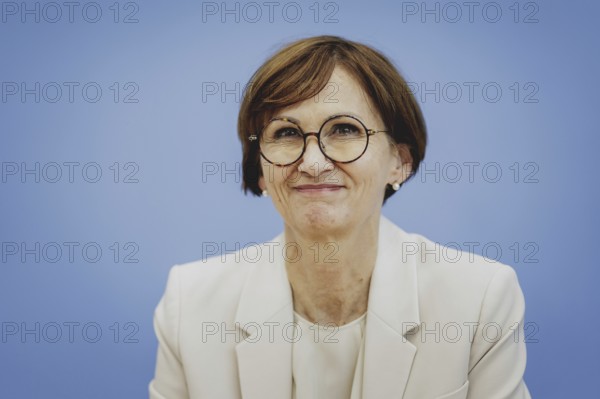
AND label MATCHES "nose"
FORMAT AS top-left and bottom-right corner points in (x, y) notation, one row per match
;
(296, 134), (333, 176)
